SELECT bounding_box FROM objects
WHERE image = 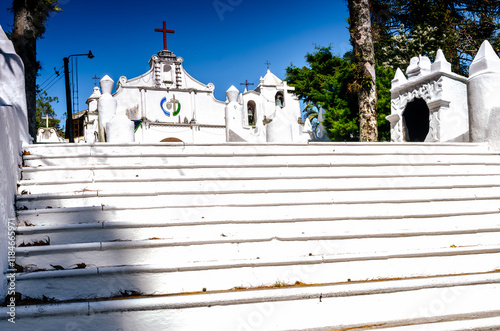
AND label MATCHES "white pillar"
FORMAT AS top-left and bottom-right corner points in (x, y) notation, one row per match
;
(468, 40), (500, 149)
(97, 75), (117, 142)
(224, 85), (244, 142)
(0, 25), (32, 145)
